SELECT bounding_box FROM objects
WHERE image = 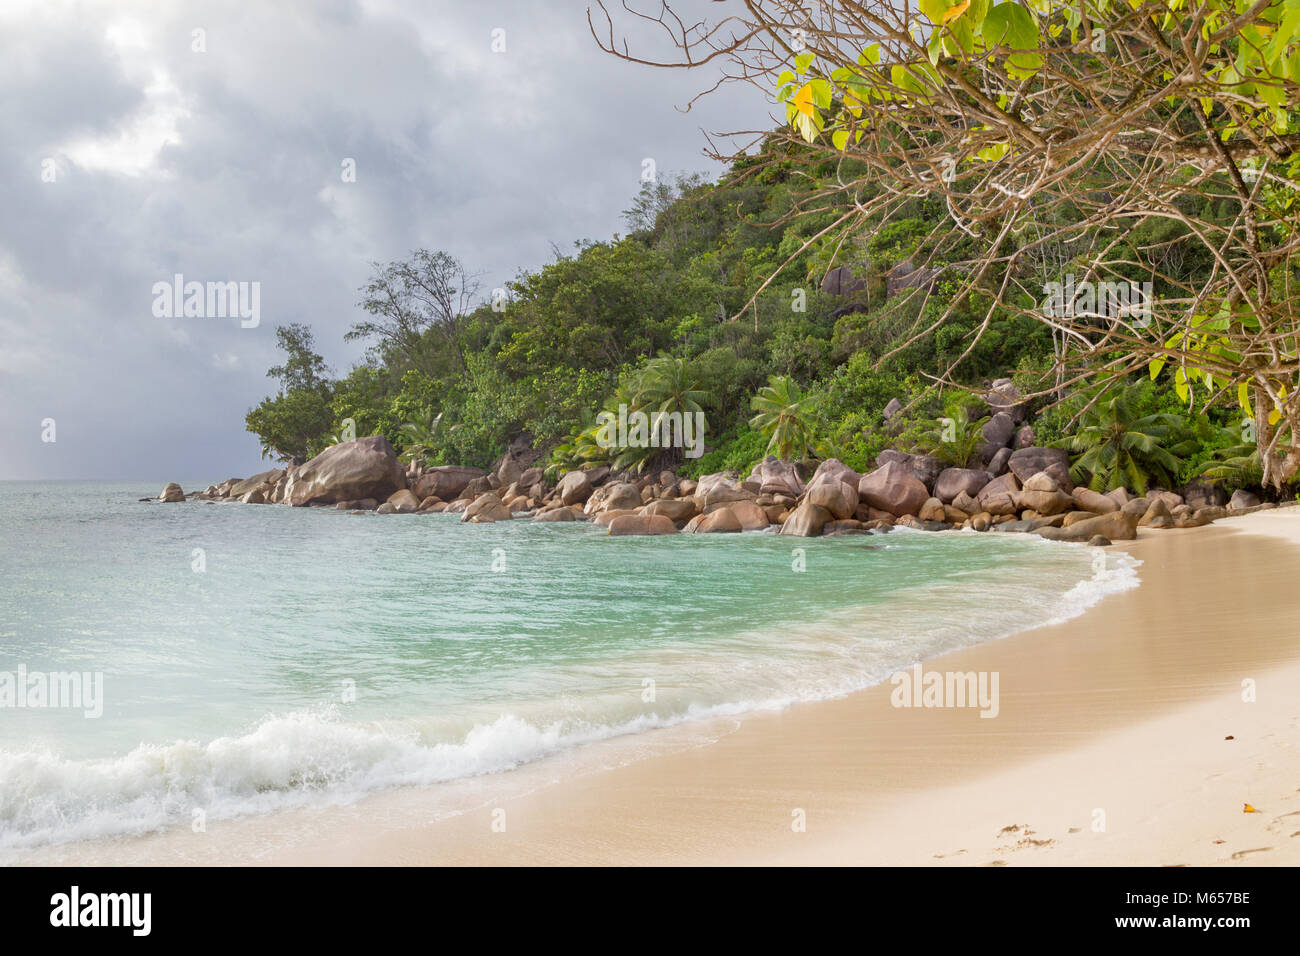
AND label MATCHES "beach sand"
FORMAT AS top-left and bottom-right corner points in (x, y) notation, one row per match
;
(29, 507), (1300, 866)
